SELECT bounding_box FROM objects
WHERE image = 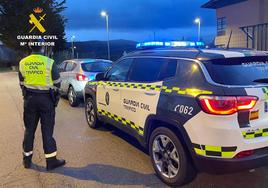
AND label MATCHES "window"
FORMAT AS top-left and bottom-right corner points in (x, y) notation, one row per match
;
(204, 56), (268, 85)
(128, 58), (177, 82)
(65, 62), (76, 72)
(159, 59), (178, 80)
(179, 60), (205, 84)
(81, 61), (112, 72)
(106, 59), (133, 81)
(217, 17), (227, 36)
(59, 62), (67, 72)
